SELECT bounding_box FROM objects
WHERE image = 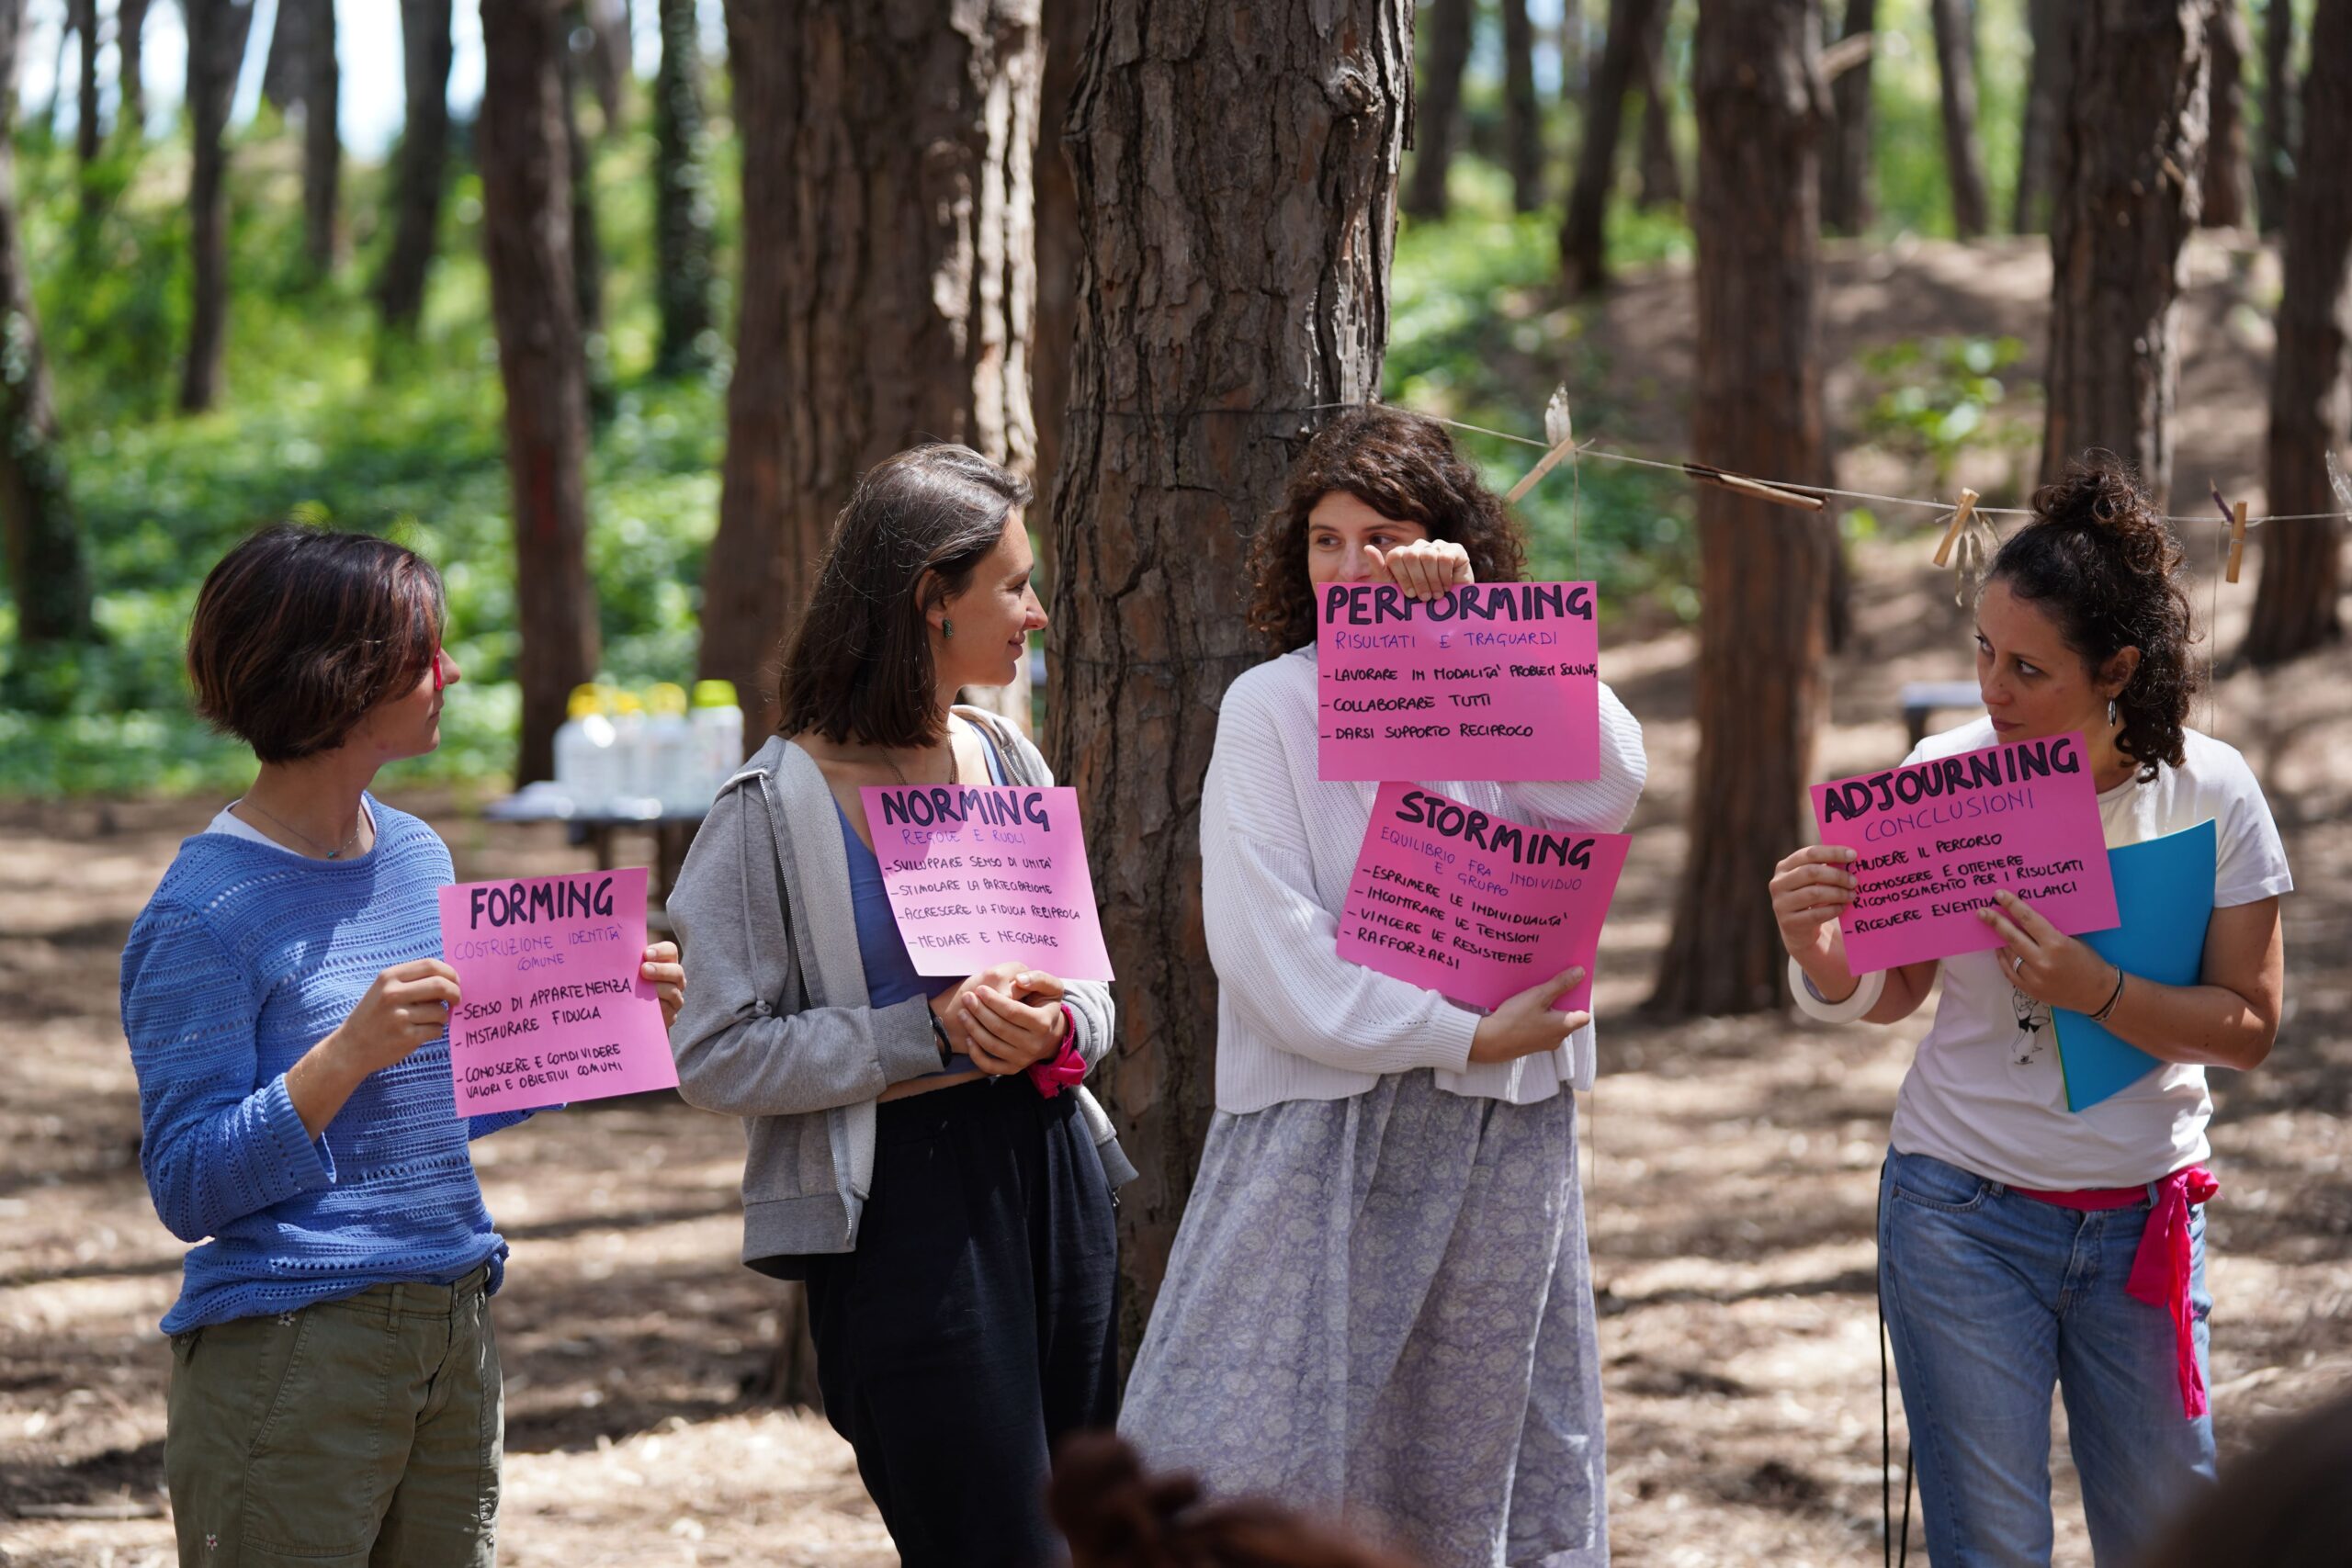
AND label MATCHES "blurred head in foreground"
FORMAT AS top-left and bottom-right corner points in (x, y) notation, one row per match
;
(1050, 1434), (1420, 1568)
(2135, 1392), (2352, 1568)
